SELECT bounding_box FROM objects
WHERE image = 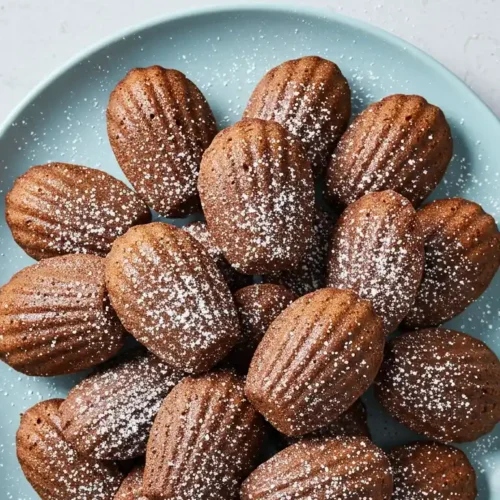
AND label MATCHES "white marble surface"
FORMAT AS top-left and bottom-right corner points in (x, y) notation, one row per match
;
(0, 0), (499, 123)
